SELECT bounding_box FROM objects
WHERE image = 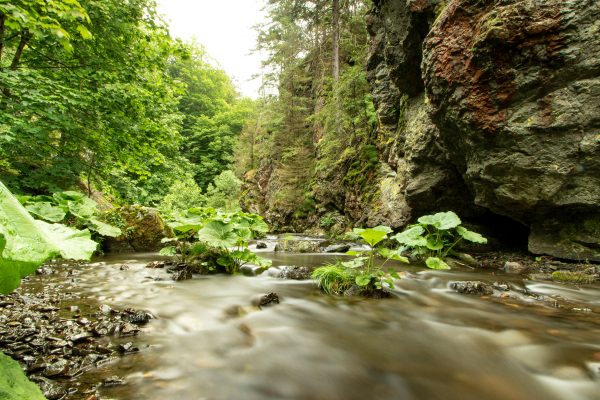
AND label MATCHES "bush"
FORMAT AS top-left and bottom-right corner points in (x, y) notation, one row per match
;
(205, 170), (242, 211)
(159, 174), (206, 216)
